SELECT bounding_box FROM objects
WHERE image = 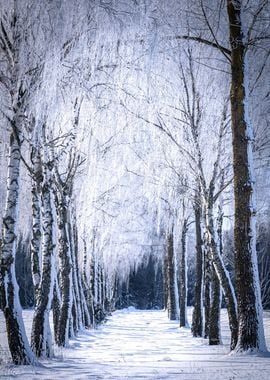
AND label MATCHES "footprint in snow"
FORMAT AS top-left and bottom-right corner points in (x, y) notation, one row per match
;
(163, 356), (172, 361)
